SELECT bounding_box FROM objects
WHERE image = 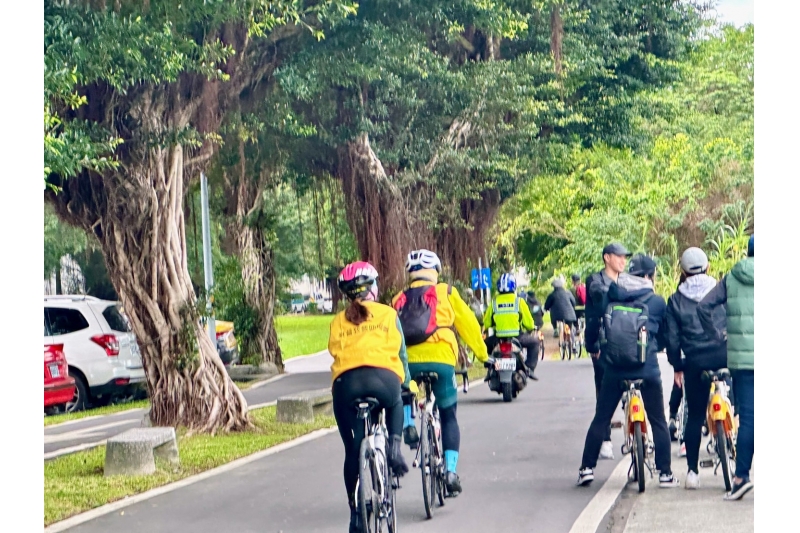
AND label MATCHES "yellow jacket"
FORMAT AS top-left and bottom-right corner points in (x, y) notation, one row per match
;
(484, 293), (534, 337)
(392, 279), (488, 366)
(328, 300), (409, 383)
